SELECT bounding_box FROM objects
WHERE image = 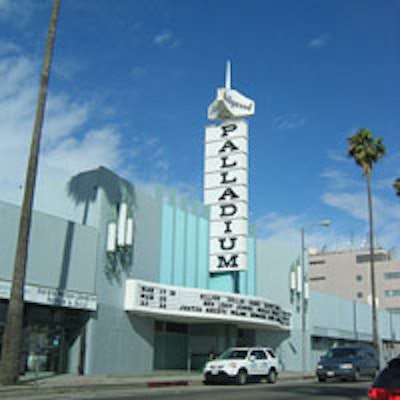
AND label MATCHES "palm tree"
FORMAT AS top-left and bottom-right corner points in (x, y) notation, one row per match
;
(394, 178), (400, 197)
(0, 0), (61, 385)
(347, 128), (386, 362)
